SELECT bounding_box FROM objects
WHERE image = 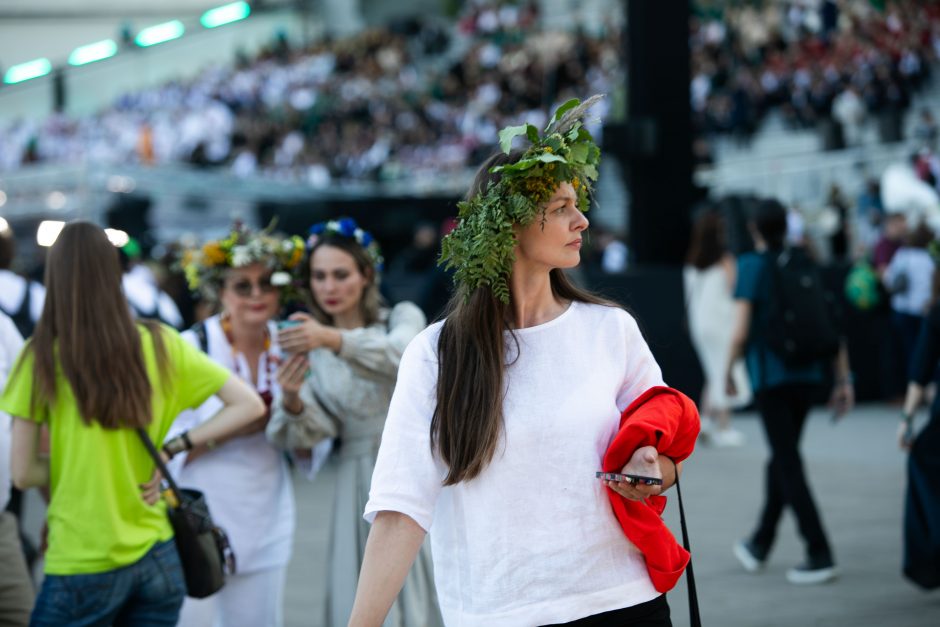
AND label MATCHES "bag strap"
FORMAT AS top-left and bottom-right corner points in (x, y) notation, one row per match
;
(136, 428), (185, 508)
(672, 460), (701, 627)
